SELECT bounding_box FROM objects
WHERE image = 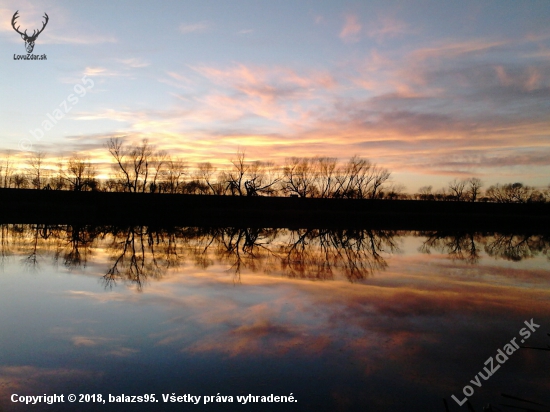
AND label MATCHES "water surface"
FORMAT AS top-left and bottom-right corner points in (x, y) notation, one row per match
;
(0, 225), (548, 411)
